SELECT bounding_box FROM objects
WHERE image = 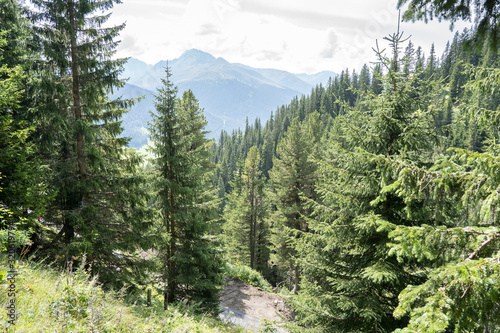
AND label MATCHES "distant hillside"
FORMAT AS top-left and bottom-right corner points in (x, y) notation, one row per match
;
(118, 84), (155, 148)
(117, 49), (336, 148)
